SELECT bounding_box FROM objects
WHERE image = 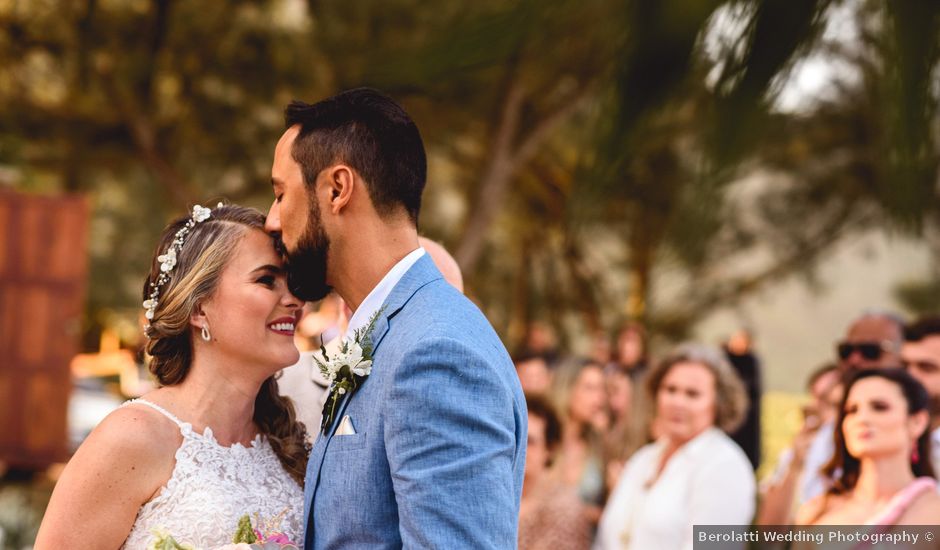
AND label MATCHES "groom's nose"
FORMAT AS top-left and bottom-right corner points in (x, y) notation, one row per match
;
(265, 200), (281, 233)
